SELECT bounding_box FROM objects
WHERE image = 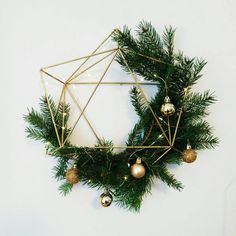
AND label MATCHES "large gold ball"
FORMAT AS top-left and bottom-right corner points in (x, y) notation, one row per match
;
(161, 102), (175, 116)
(100, 192), (113, 207)
(131, 159), (146, 178)
(66, 167), (80, 184)
(182, 148), (197, 163)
